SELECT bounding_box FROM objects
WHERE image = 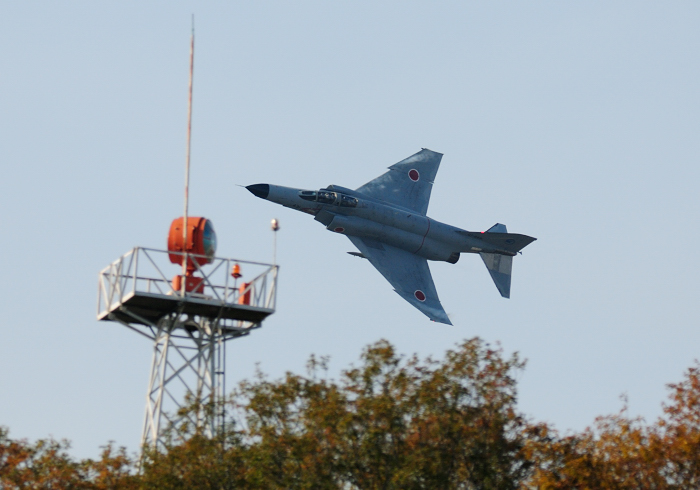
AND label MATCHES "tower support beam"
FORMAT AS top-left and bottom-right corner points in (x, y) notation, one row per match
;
(141, 314), (224, 450)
